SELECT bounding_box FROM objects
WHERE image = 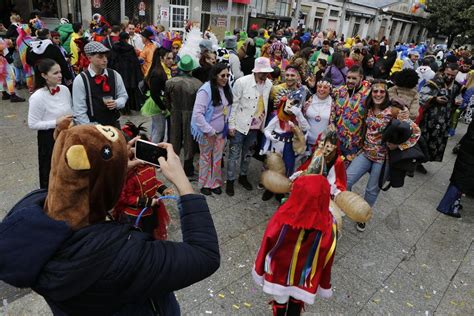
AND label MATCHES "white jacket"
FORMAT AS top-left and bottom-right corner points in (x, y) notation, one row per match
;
(229, 74), (272, 135)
